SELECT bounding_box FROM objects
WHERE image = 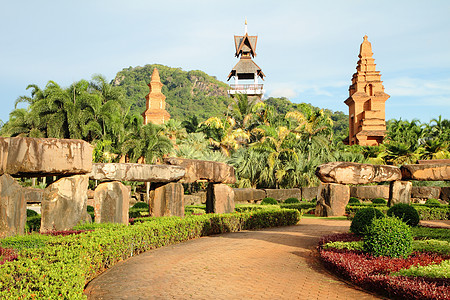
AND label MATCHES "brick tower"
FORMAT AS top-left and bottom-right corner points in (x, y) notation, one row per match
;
(142, 68), (170, 125)
(344, 35), (390, 146)
(227, 20), (265, 101)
